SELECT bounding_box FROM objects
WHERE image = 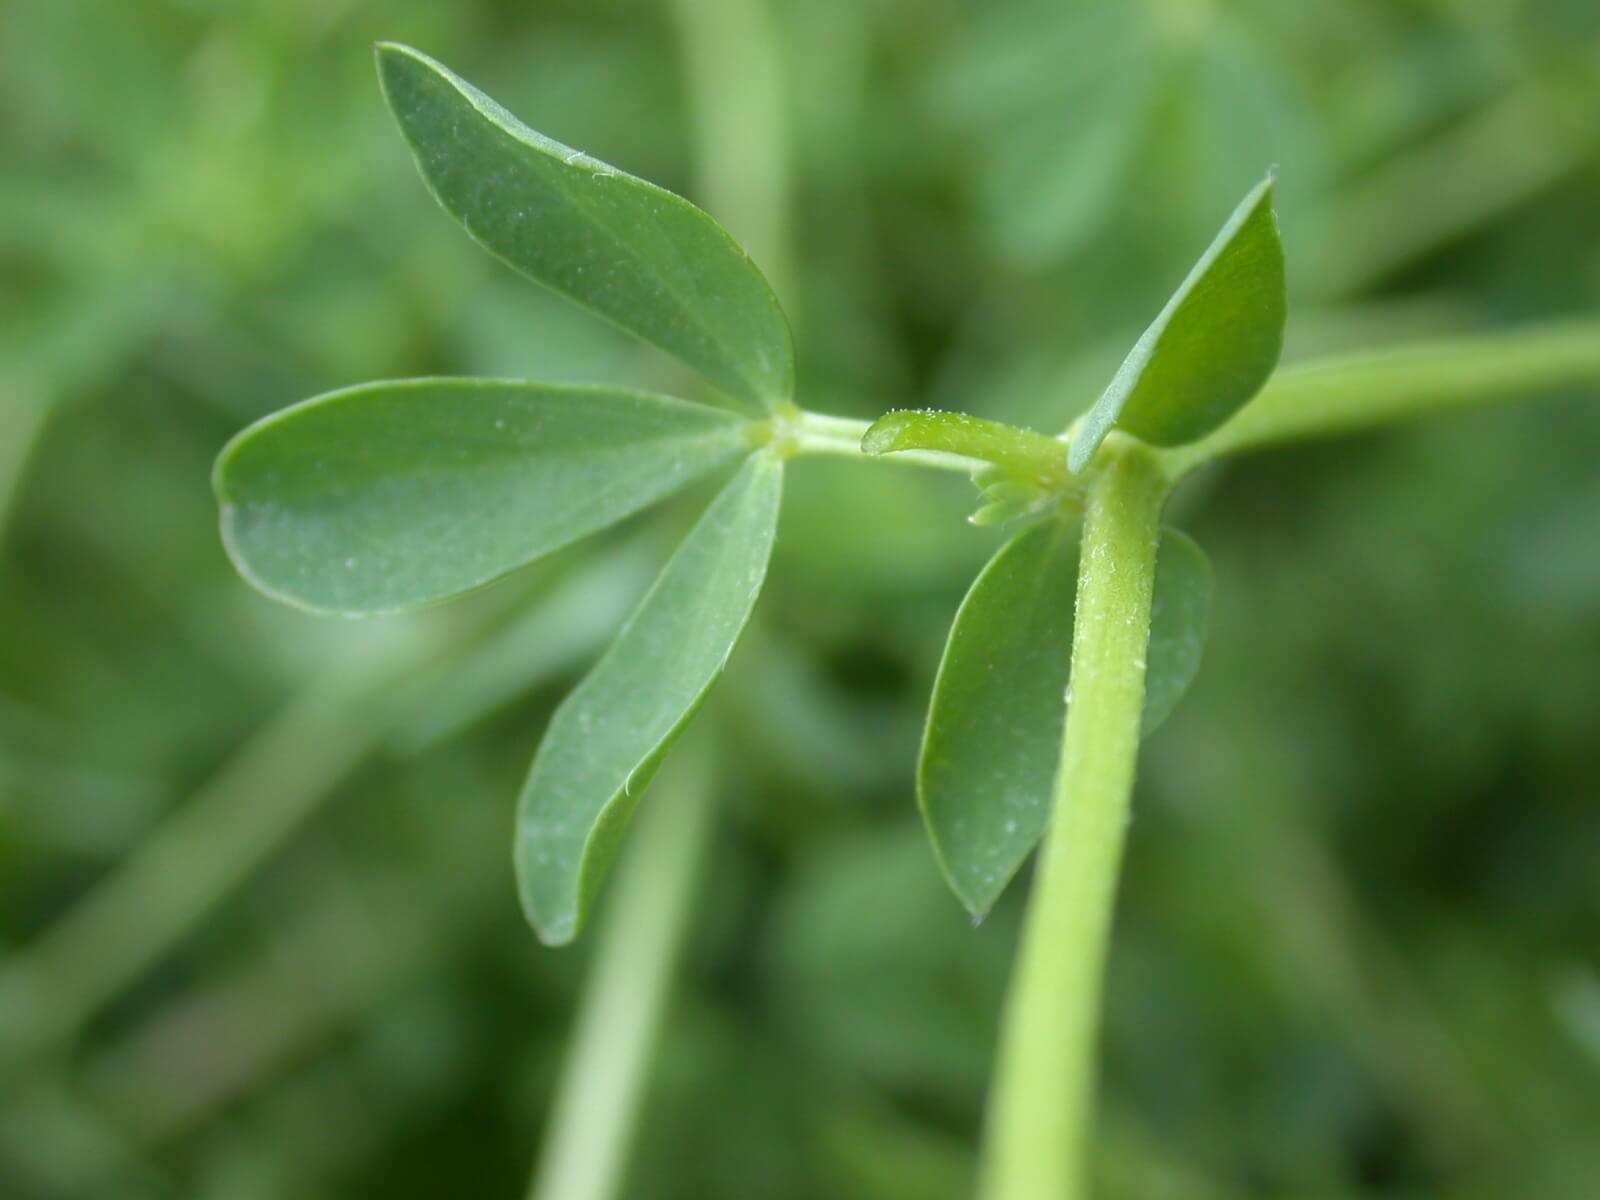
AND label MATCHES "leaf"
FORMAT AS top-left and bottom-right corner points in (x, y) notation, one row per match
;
(919, 518), (1079, 917)
(1142, 528), (1213, 736)
(515, 452), (783, 945)
(375, 43), (793, 414)
(919, 521), (1211, 916)
(215, 378), (750, 615)
(1068, 176), (1285, 472)
(861, 409), (1070, 488)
